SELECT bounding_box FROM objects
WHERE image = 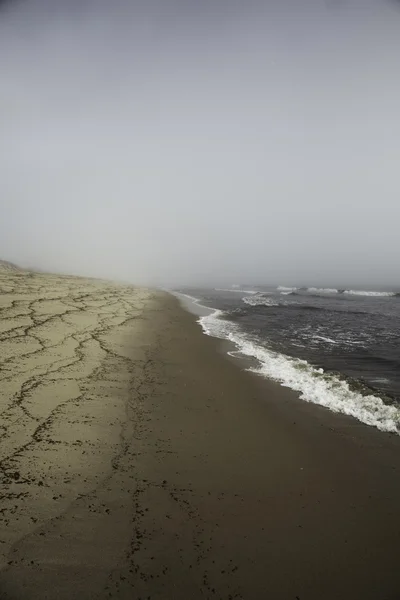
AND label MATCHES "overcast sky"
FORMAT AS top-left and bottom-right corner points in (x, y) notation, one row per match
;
(1, 0), (400, 287)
